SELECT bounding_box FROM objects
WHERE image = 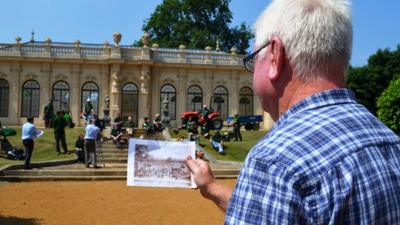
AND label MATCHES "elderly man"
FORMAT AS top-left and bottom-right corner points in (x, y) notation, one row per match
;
(84, 119), (100, 168)
(186, 0), (400, 224)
